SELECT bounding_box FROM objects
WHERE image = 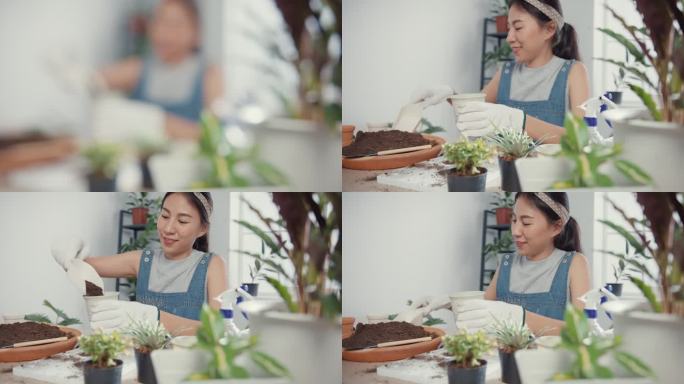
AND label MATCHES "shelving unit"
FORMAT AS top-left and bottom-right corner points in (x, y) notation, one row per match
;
(480, 18), (514, 90)
(115, 209), (157, 295)
(479, 210), (514, 291)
